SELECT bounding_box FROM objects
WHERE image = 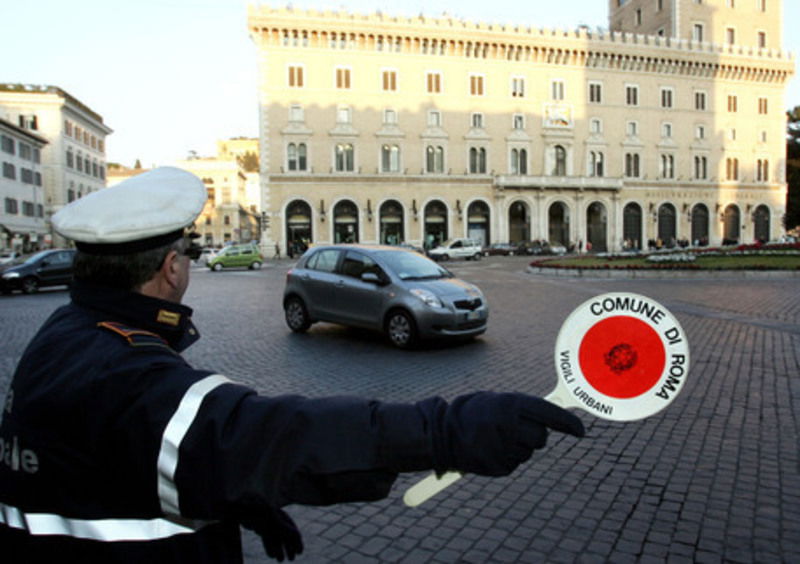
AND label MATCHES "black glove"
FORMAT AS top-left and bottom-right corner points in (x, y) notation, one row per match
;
(240, 507), (304, 562)
(432, 392), (584, 477)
